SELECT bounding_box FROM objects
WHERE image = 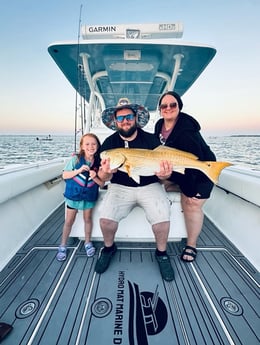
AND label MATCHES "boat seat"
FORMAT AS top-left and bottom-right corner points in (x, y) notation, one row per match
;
(69, 188), (187, 242)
